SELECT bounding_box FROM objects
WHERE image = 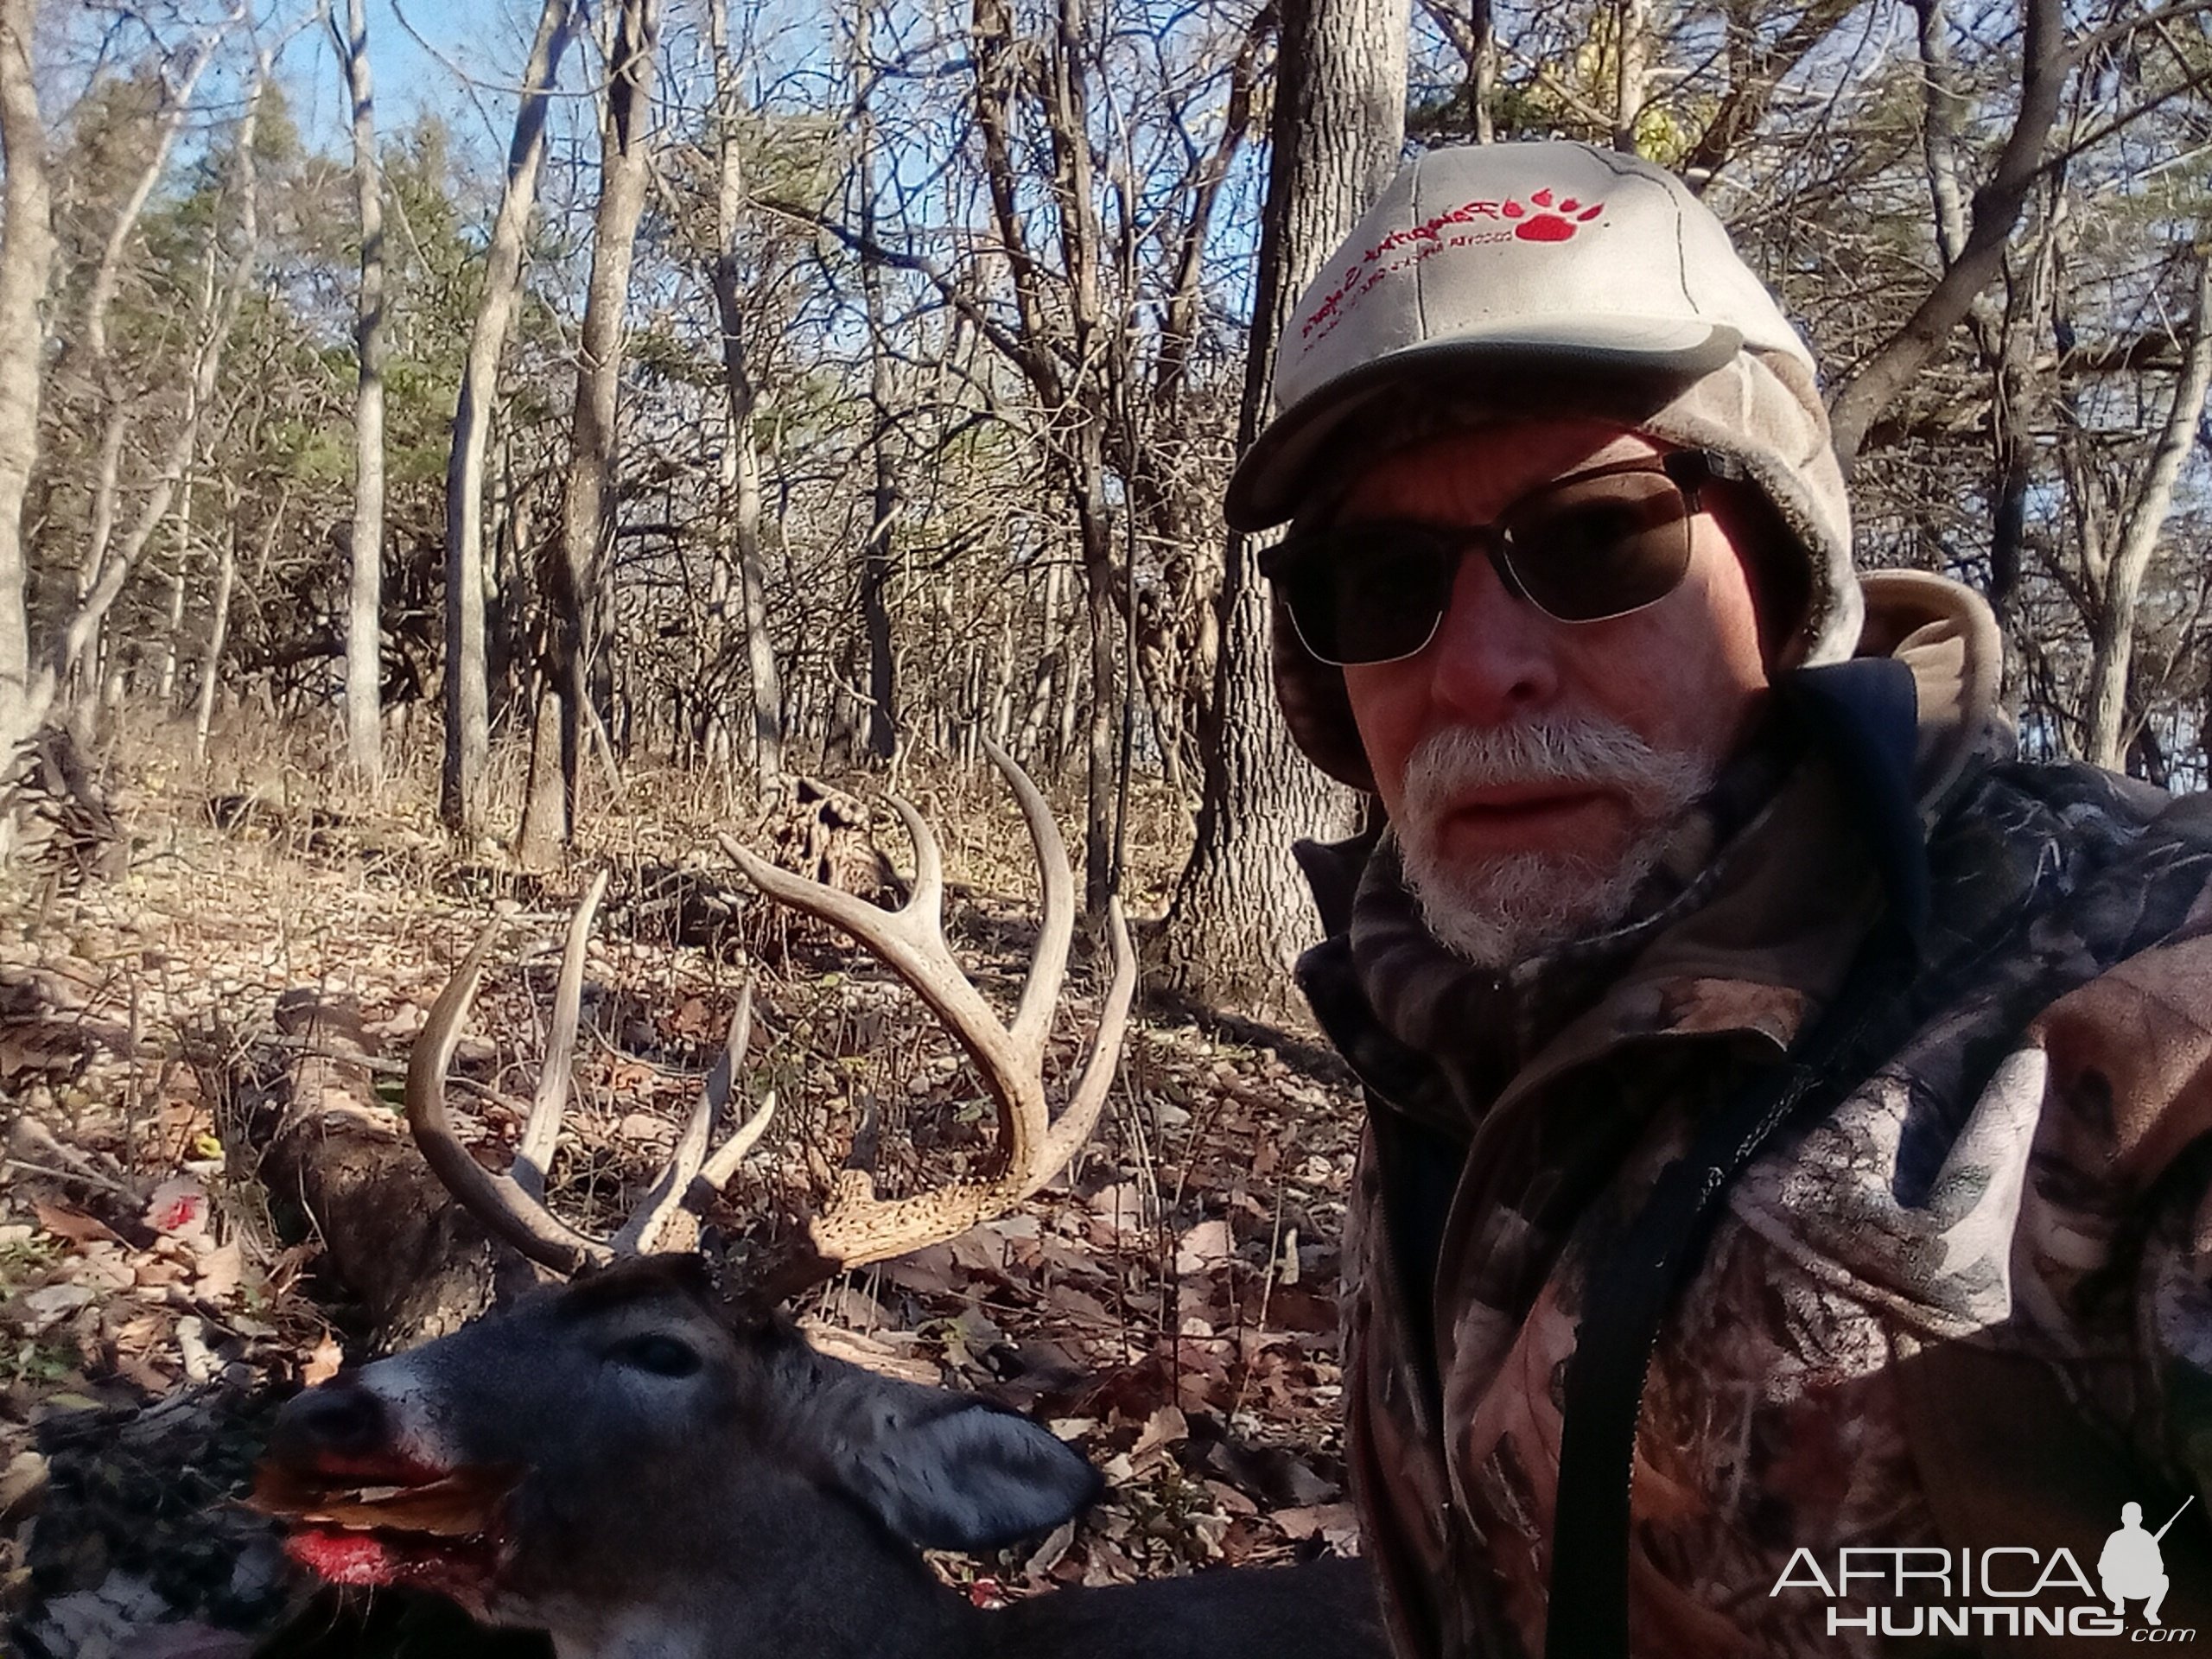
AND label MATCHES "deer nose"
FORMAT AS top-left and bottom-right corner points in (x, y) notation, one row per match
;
(271, 1382), (390, 1462)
